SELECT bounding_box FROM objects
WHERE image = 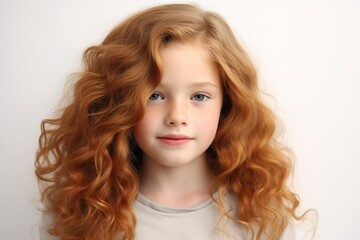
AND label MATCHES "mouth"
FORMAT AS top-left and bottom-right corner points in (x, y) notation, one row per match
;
(157, 134), (193, 146)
